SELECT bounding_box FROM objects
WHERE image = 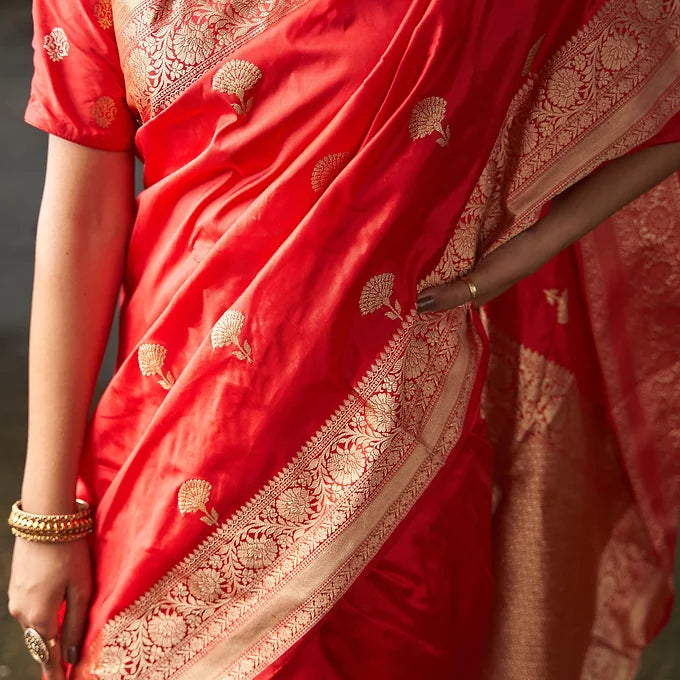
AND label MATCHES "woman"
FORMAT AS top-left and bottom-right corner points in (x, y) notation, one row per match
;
(7, 0), (680, 679)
